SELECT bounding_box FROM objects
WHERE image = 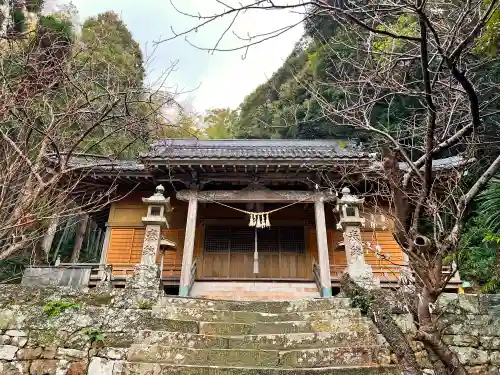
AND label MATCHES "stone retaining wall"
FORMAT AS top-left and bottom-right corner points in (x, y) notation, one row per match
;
(386, 293), (500, 374)
(0, 285), (163, 374)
